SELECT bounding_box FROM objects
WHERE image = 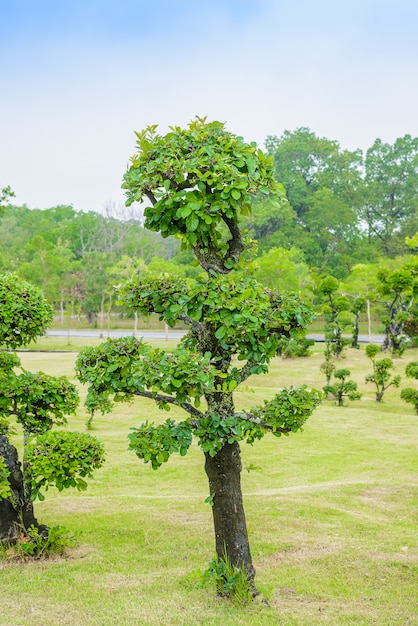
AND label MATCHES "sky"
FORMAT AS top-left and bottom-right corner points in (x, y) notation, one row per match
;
(1, 0), (418, 213)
